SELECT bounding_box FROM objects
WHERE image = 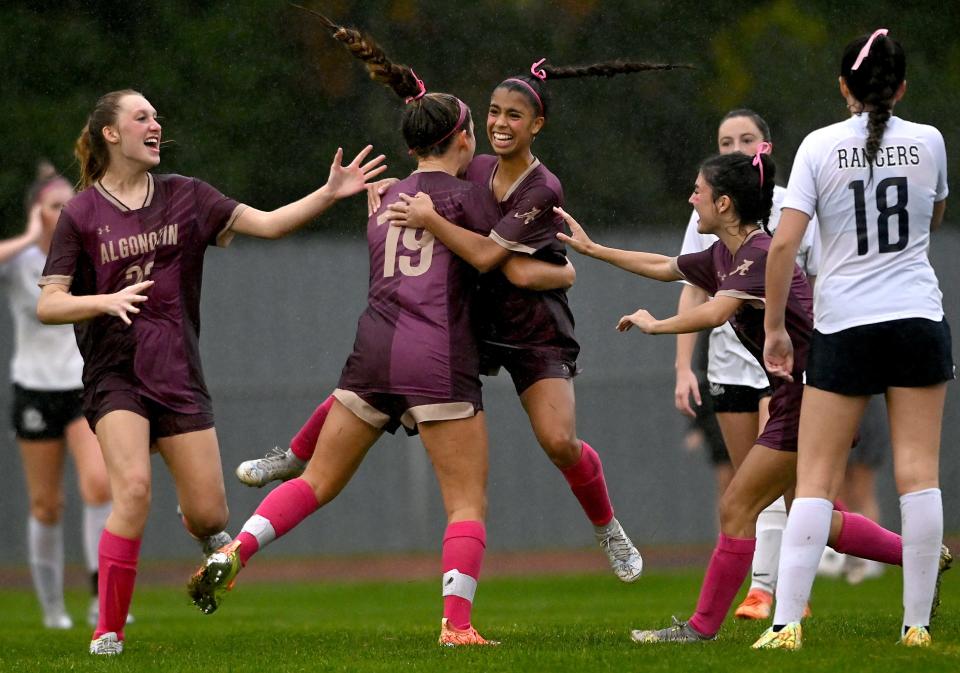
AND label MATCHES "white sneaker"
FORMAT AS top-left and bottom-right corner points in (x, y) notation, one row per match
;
(235, 447), (305, 487)
(43, 611), (73, 630)
(595, 518), (643, 582)
(87, 598), (135, 628)
(89, 631), (123, 655)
